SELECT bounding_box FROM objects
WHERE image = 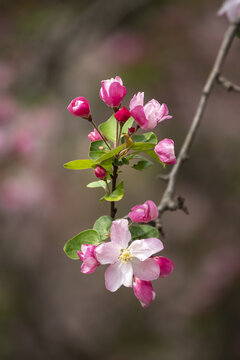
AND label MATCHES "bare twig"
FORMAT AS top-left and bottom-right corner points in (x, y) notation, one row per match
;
(157, 23), (239, 218)
(217, 75), (240, 92)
